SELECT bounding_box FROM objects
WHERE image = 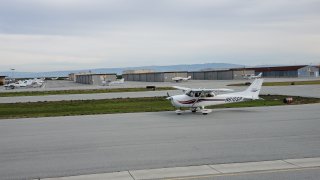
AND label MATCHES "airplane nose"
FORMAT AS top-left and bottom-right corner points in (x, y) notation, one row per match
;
(166, 92), (173, 100)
